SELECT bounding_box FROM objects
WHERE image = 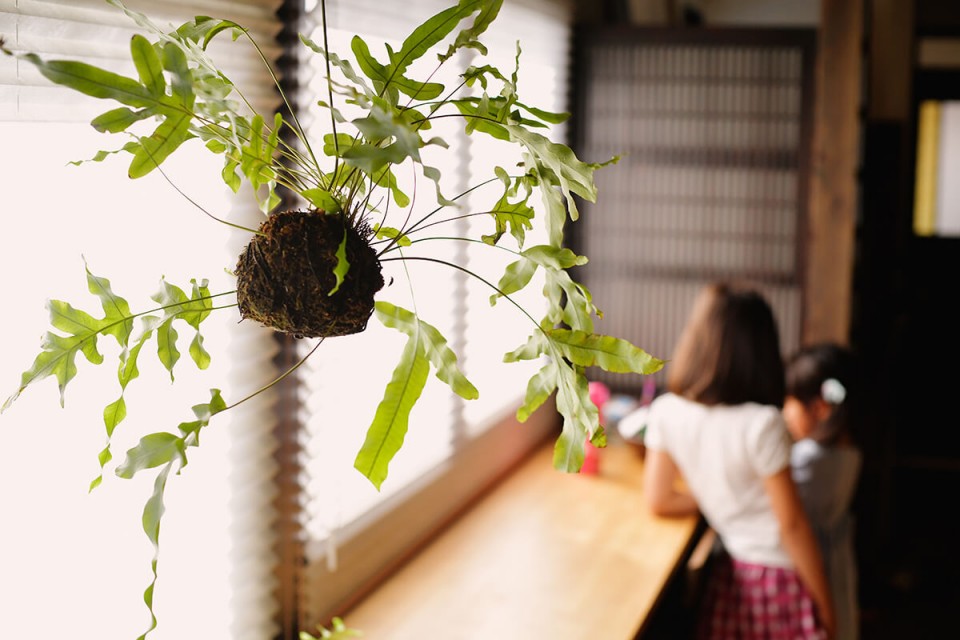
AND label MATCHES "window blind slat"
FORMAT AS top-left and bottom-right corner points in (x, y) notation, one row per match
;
(0, 0), (283, 121)
(4, 0), (283, 21)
